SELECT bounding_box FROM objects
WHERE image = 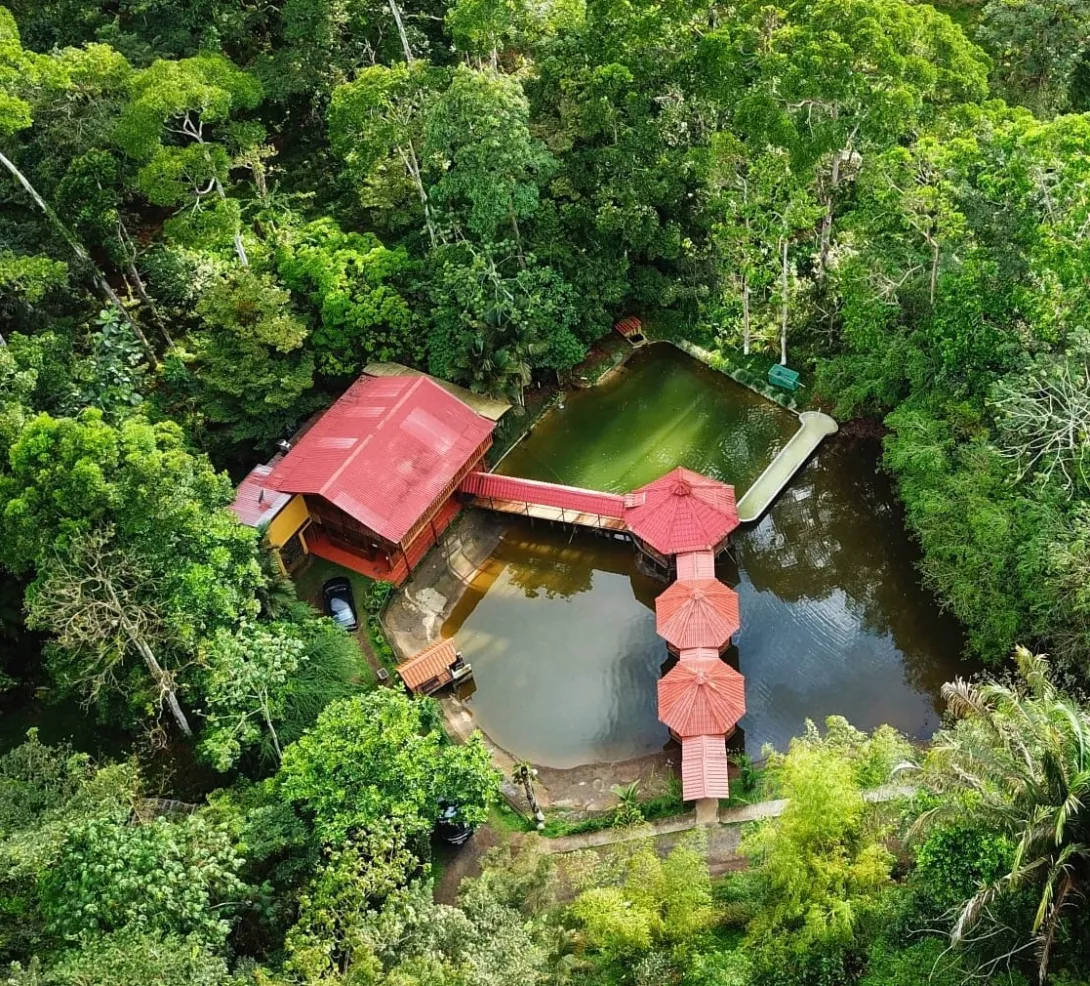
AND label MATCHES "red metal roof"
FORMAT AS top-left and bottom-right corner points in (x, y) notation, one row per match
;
(266, 376), (494, 544)
(681, 734), (731, 800)
(460, 471), (627, 518)
(624, 467), (739, 554)
(678, 647), (721, 662)
(615, 316), (643, 337)
(398, 638), (458, 690)
(658, 657), (745, 736)
(230, 459), (292, 529)
(655, 578), (741, 651)
(675, 550), (715, 581)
